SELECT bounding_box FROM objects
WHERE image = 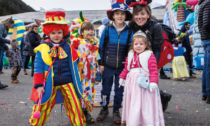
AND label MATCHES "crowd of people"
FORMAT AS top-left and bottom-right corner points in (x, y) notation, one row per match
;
(0, 0), (209, 126)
